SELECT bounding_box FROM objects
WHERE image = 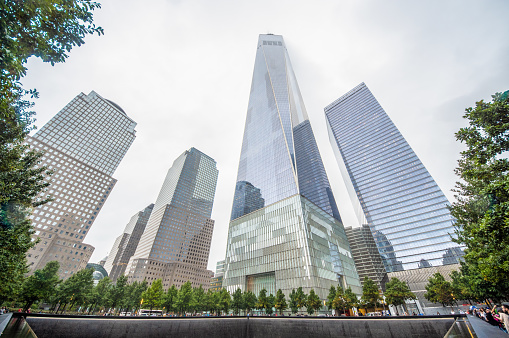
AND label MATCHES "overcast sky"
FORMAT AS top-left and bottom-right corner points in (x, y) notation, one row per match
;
(23, 0), (509, 271)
